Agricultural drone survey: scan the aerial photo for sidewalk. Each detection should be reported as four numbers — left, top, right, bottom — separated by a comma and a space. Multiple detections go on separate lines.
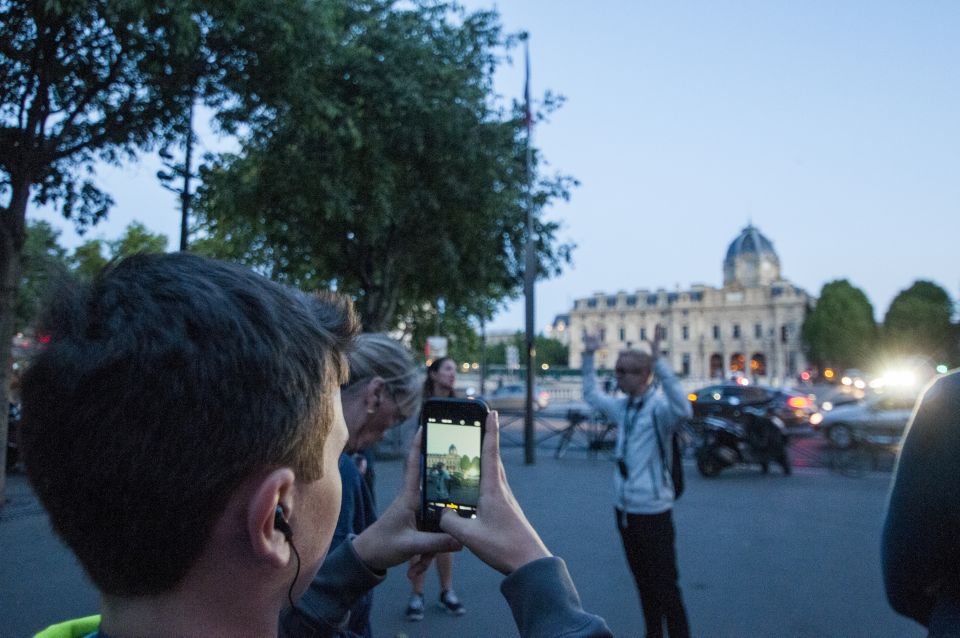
2, 445, 921, 637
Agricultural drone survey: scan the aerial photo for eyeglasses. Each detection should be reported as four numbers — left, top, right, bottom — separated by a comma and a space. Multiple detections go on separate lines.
386, 384, 413, 423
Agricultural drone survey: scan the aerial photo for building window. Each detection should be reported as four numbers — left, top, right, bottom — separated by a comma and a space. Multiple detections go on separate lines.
781, 325, 789, 343
709, 354, 724, 378
712, 325, 720, 340
618, 327, 625, 342
599, 328, 606, 342
751, 353, 767, 376
733, 324, 741, 339
755, 323, 762, 339
730, 352, 745, 372
682, 325, 689, 340
640, 327, 646, 341
682, 353, 691, 377
660, 327, 667, 340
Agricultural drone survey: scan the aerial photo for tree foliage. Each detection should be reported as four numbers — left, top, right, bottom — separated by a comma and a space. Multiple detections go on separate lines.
483, 332, 569, 367
71, 221, 169, 280
194, 1, 576, 331
15, 220, 68, 330
16, 220, 168, 327
883, 280, 955, 361
0, 0, 320, 495
801, 279, 877, 369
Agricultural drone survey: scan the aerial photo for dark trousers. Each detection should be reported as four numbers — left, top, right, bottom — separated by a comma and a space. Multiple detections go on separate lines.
616, 508, 690, 638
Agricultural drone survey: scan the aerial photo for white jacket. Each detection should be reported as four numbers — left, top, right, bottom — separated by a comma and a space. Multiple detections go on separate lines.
582, 353, 692, 514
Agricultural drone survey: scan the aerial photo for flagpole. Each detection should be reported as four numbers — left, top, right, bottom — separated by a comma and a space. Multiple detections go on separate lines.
522, 32, 536, 465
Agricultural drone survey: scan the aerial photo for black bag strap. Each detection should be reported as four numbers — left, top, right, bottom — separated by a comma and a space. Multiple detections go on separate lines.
652, 410, 685, 498
651, 411, 670, 476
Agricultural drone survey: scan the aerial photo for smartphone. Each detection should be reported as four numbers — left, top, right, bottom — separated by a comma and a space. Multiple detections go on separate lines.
419, 397, 489, 532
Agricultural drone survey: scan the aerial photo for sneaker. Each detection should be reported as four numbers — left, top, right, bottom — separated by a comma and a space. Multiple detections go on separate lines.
405, 593, 425, 622
438, 589, 466, 616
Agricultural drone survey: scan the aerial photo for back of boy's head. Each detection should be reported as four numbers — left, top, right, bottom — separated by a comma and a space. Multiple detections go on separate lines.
21, 253, 358, 597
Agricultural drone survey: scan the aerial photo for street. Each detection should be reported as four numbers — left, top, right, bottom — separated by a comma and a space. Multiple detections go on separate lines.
2, 428, 922, 638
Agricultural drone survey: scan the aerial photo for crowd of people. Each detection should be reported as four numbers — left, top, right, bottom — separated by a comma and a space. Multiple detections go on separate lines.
11, 252, 958, 638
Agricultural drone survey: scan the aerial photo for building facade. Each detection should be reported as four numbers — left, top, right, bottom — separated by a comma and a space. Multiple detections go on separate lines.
567, 225, 811, 385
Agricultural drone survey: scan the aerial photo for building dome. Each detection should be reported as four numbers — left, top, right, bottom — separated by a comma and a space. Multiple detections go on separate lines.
723, 224, 781, 287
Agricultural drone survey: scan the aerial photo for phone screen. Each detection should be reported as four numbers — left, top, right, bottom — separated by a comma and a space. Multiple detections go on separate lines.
420, 398, 487, 531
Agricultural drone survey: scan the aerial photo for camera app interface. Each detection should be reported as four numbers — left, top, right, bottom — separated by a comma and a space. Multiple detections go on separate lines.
424, 416, 482, 518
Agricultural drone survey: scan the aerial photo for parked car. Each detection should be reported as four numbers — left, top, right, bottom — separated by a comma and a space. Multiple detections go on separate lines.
816, 392, 917, 449
688, 383, 819, 433
481, 384, 550, 411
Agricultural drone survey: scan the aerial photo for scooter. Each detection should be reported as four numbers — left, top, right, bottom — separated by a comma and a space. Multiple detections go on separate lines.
693, 406, 791, 477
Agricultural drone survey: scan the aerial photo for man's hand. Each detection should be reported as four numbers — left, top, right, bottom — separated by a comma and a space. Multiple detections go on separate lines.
648, 324, 663, 363
438, 411, 551, 575
583, 333, 601, 354
352, 429, 462, 572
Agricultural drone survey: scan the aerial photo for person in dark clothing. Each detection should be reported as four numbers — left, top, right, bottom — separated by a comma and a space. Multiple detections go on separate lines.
883, 370, 960, 636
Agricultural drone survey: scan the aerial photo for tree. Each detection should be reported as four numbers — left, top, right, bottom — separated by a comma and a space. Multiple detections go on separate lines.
70, 222, 168, 280
154, 0, 323, 250
883, 280, 954, 362
194, 1, 576, 333
801, 280, 877, 370
0, 0, 320, 500
473, 331, 568, 368
70, 239, 109, 282
110, 221, 168, 258
15, 220, 68, 330
0, 0, 203, 500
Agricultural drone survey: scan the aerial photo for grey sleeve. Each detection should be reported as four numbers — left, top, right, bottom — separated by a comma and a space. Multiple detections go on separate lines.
278, 535, 386, 637
654, 358, 693, 427
582, 353, 621, 418
500, 557, 613, 637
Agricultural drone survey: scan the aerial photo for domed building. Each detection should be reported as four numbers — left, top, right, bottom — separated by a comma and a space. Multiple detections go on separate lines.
566, 225, 811, 385
723, 224, 781, 288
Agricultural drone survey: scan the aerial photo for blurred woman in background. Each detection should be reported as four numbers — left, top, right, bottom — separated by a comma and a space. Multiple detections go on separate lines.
405, 356, 466, 621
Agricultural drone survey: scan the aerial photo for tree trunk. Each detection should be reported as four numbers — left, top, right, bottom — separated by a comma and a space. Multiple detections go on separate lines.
359, 285, 400, 333
0, 176, 29, 507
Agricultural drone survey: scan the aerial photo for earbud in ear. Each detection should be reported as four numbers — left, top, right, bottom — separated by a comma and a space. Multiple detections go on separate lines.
274, 505, 293, 541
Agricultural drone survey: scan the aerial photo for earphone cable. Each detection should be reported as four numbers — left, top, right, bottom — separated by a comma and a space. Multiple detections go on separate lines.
287, 538, 302, 611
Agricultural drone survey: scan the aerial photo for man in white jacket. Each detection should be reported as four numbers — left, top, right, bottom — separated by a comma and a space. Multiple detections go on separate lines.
582, 329, 692, 638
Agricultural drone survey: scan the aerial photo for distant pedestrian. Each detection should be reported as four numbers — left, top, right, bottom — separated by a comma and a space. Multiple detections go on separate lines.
582, 328, 693, 638
406, 357, 466, 621
431, 462, 452, 500
882, 370, 960, 636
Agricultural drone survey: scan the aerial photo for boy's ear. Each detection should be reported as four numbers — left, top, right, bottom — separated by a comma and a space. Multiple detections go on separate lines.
247, 468, 296, 567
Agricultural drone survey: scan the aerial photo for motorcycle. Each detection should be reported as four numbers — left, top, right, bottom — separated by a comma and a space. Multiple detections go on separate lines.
693, 406, 792, 477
